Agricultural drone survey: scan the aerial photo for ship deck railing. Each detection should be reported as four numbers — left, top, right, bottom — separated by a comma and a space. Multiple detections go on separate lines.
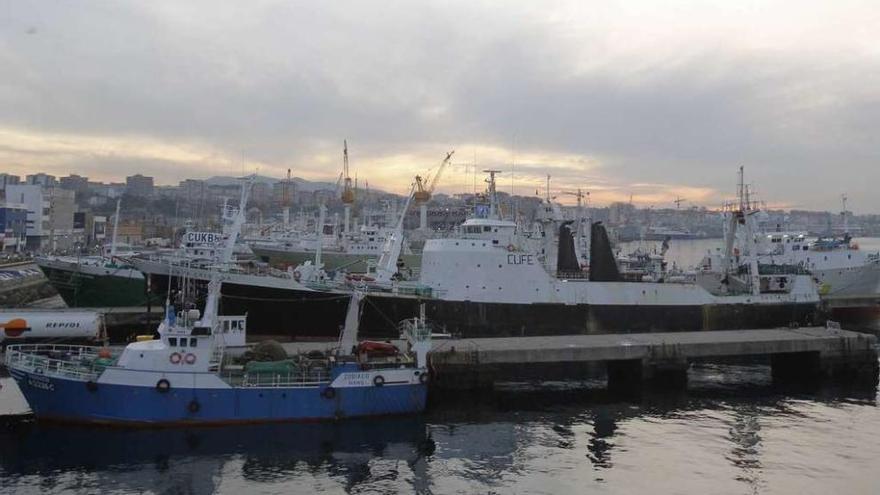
4, 344, 104, 381
221, 367, 331, 388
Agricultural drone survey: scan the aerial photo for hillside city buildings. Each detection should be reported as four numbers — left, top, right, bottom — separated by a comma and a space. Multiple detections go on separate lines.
0, 170, 878, 253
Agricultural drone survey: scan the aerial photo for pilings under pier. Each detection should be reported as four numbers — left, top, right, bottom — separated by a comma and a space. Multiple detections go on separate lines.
428, 327, 879, 392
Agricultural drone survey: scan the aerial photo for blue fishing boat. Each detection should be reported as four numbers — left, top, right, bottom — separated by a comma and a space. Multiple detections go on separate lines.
5, 275, 431, 425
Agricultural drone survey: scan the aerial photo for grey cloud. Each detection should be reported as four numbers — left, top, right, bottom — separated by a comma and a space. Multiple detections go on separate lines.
0, 2, 878, 211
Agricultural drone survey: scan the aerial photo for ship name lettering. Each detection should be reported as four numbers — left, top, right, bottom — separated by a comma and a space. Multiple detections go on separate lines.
507, 254, 534, 265
28, 377, 55, 392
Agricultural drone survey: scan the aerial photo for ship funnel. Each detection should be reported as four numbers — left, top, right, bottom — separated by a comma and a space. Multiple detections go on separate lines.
556, 221, 582, 274
589, 222, 621, 282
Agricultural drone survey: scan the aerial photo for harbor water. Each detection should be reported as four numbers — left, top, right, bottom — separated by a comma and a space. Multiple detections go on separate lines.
2, 369, 880, 494
2, 239, 880, 494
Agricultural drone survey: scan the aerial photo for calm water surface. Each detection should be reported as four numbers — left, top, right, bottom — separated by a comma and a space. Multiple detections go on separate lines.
3, 369, 880, 495
3, 239, 880, 494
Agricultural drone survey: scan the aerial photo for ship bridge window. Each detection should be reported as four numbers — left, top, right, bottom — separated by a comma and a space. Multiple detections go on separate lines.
168, 337, 177, 346
484, 226, 491, 232
179, 339, 187, 348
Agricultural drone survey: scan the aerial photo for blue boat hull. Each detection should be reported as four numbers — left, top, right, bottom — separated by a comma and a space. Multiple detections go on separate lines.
10, 370, 427, 425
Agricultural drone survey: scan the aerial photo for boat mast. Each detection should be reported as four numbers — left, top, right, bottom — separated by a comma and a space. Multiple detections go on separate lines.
841, 193, 849, 235
219, 176, 252, 265
374, 182, 416, 283
484, 170, 502, 220
110, 198, 121, 258
315, 204, 326, 267
336, 291, 364, 355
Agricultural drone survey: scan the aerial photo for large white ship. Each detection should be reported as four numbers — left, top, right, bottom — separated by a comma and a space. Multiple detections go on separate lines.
356, 171, 821, 337
133, 171, 825, 341
701, 185, 880, 299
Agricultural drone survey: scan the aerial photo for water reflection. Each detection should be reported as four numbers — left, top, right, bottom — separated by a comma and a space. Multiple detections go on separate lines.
586, 409, 617, 469
0, 417, 434, 494
2, 365, 878, 494
727, 407, 765, 493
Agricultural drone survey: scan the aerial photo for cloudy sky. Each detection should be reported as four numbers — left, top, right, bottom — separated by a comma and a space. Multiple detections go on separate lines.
1, 1, 878, 211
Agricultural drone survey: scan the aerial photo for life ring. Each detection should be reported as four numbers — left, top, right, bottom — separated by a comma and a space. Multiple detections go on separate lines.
184, 353, 197, 365
373, 375, 385, 387
169, 352, 182, 365
86, 380, 98, 392
156, 379, 171, 393
187, 400, 200, 413
506, 244, 515, 252
321, 387, 336, 399
418, 372, 429, 384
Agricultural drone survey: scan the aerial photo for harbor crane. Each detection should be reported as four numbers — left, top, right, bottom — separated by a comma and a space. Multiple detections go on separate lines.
341, 140, 355, 233
414, 150, 455, 230
673, 196, 687, 209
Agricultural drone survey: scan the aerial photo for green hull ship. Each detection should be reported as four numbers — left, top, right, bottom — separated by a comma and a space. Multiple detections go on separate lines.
250, 247, 421, 275
36, 256, 160, 308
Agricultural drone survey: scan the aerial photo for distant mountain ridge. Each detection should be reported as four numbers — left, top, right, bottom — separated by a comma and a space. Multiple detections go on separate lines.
203, 175, 339, 193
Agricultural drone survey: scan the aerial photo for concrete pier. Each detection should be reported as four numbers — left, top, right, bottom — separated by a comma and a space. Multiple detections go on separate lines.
428, 326, 879, 391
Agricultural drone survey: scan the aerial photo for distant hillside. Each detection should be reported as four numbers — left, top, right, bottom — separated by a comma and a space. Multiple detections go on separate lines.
203, 175, 341, 193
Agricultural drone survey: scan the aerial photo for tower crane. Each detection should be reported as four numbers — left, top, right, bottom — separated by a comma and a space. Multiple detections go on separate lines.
414, 150, 454, 230
673, 196, 687, 209
563, 189, 589, 209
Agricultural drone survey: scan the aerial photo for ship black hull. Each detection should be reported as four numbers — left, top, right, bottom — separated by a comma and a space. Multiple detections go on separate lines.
360, 297, 825, 338
147, 274, 825, 339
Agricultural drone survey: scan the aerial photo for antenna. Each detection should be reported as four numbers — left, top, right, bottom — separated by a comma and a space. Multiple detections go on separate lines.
545, 174, 551, 203
484, 170, 502, 219
737, 165, 745, 211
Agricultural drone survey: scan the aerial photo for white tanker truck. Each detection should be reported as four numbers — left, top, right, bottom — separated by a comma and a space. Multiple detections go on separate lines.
0, 311, 105, 344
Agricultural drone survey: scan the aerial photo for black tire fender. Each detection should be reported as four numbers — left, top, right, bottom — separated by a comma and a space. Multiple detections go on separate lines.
156, 379, 171, 393
321, 387, 336, 399
373, 375, 385, 387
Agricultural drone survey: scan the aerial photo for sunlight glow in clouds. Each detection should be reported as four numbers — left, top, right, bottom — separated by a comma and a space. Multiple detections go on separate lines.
1, 1, 879, 210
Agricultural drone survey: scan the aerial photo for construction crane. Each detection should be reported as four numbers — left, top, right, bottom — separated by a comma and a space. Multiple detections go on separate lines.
563, 189, 589, 209
414, 150, 455, 230
414, 150, 455, 203
673, 196, 687, 209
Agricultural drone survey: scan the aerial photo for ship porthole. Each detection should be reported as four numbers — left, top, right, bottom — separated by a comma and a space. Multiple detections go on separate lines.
156, 379, 171, 393
188, 400, 200, 413
86, 380, 98, 392
373, 375, 385, 387
322, 387, 336, 399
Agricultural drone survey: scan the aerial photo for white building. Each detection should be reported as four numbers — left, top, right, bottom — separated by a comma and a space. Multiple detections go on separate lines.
6, 185, 49, 249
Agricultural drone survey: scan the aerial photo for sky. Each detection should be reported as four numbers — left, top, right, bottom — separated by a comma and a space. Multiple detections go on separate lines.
1, 1, 879, 212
